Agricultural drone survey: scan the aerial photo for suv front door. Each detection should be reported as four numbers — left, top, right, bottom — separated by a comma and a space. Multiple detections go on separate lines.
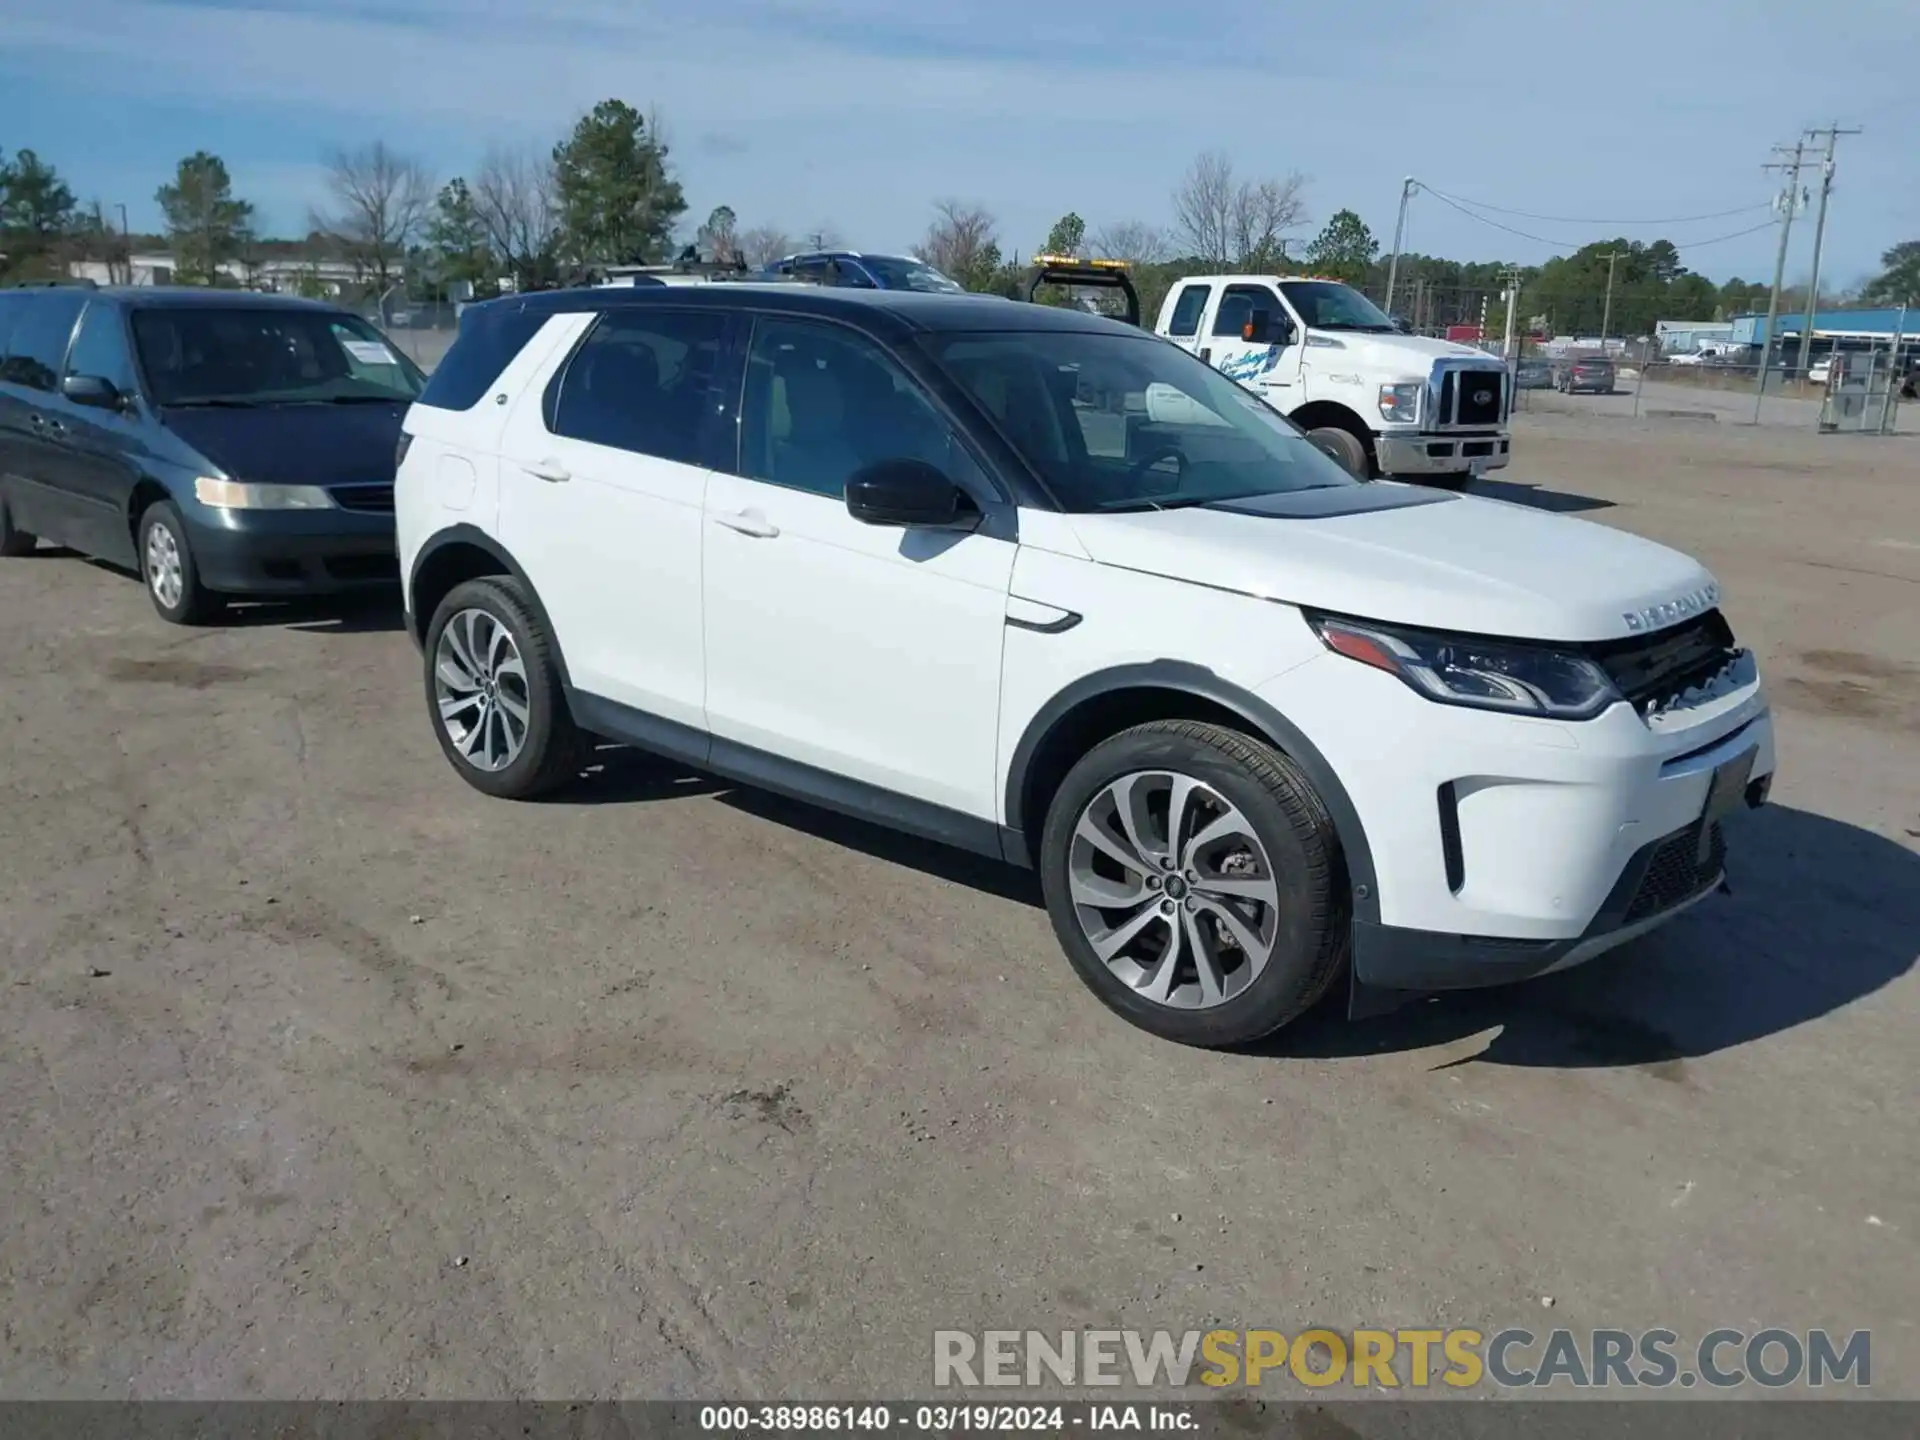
496, 306, 732, 734
53, 299, 146, 566
701, 316, 1015, 825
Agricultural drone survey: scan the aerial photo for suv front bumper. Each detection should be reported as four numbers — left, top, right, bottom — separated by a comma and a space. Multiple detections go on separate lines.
1377, 432, 1511, 476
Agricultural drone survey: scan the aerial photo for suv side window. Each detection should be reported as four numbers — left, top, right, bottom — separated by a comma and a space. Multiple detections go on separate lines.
547, 308, 727, 465
418, 303, 548, 411
0, 292, 29, 363
737, 317, 983, 500
1166, 284, 1211, 338
1211, 284, 1274, 338
64, 301, 139, 396
793, 258, 833, 285
0, 290, 86, 392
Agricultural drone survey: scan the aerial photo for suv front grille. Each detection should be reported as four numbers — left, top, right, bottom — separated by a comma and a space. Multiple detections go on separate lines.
1623, 821, 1726, 924
1591, 610, 1741, 715
330, 483, 395, 513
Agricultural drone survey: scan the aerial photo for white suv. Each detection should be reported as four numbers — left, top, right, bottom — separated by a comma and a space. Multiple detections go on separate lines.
394, 285, 1775, 1048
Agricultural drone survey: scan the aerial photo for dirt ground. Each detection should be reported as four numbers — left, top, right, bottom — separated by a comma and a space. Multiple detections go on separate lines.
1, 413, 1916, 1402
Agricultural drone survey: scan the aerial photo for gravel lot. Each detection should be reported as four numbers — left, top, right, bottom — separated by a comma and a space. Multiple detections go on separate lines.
2, 413, 1916, 1401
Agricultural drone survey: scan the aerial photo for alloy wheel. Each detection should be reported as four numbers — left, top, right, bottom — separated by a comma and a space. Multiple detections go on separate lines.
145, 524, 184, 610
1066, 770, 1282, 1010
433, 607, 531, 772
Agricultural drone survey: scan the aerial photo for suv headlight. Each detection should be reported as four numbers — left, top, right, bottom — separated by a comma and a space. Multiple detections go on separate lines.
194, 477, 336, 510
1310, 614, 1621, 720
1377, 383, 1422, 423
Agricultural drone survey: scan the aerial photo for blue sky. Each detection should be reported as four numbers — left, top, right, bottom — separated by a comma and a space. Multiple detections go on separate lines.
4, 0, 1916, 288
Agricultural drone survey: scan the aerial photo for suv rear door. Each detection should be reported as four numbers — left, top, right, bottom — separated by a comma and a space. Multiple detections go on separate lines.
494, 305, 732, 732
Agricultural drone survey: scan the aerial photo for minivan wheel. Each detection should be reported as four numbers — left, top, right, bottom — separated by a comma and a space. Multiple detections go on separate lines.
1305, 425, 1369, 479
1038, 720, 1349, 1047
139, 501, 216, 624
424, 575, 582, 800
0, 500, 35, 557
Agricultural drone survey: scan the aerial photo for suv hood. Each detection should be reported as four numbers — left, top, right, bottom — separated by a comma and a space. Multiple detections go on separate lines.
159, 400, 408, 488
1067, 486, 1718, 643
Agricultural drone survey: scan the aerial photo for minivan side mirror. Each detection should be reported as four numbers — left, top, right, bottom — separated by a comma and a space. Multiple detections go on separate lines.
62, 373, 126, 410
845, 459, 979, 528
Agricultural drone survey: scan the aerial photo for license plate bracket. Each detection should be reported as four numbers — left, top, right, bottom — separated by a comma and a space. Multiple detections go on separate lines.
1696, 750, 1755, 864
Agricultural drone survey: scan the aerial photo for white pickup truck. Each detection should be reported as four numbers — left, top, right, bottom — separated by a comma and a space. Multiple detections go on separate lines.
1153, 275, 1512, 488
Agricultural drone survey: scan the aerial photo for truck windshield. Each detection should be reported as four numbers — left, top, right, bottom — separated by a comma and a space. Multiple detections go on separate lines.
924, 329, 1356, 513
1278, 281, 1396, 333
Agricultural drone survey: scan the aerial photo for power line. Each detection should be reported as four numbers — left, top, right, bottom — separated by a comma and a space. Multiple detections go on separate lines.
1418, 186, 1777, 253
1415, 185, 1772, 228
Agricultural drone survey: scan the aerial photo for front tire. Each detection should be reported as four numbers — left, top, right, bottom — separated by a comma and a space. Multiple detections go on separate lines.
1038, 720, 1349, 1047
1304, 425, 1369, 479
423, 575, 583, 799
139, 501, 216, 624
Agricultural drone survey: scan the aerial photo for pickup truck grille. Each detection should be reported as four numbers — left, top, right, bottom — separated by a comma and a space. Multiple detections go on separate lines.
1440, 370, 1506, 428
1589, 610, 1740, 714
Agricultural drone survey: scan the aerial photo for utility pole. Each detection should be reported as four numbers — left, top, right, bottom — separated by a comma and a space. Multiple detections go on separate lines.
1755, 140, 1808, 423
1500, 265, 1524, 360
1599, 251, 1623, 351
1796, 124, 1861, 378
1382, 177, 1418, 320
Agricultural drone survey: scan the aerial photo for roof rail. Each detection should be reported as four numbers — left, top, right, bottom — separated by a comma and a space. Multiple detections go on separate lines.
4, 277, 98, 289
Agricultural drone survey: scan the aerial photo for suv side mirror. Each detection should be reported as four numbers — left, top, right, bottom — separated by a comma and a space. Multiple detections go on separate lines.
62, 374, 126, 410
846, 459, 979, 528
1242, 309, 1292, 346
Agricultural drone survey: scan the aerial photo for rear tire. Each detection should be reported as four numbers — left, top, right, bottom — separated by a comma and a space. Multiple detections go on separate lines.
423, 575, 583, 800
139, 501, 217, 624
0, 500, 34, 557
1305, 425, 1369, 479
1038, 720, 1349, 1048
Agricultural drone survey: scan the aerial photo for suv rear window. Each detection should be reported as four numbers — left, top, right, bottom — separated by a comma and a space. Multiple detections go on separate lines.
418, 303, 549, 411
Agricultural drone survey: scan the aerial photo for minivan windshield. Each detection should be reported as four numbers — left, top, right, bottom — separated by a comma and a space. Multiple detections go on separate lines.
1277, 281, 1396, 333
131, 307, 427, 407
861, 255, 965, 293
924, 329, 1357, 513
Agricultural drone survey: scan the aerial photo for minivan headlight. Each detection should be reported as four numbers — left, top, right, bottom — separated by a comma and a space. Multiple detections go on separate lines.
194, 477, 336, 510
1310, 614, 1621, 719
1377, 383, 1422, 423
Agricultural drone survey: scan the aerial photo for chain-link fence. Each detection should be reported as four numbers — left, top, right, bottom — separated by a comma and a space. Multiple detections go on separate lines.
355, 299, 461, 373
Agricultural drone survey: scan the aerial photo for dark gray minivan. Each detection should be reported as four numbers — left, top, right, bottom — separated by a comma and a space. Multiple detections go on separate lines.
0, 283, 425, 623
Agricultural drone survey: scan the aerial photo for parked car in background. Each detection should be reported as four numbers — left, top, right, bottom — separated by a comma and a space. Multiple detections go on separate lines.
760, 250, 966, 293
394, 283, 1772, 1049
1808, 357, 1832, 386
1557, 356, 1616, 394
1514, 357, 1554, 390
0, 283, 423, 623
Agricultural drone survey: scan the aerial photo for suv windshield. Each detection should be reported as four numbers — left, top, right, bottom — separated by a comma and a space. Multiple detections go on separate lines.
1277, 281, 1396, 333
860, 255, 965, 293
924, 329, 1355, 513
131, 307, 426, 407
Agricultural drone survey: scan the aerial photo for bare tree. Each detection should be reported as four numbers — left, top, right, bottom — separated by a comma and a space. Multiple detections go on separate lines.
1231, 175, 1308, 271
737, 224, 794, 268
920, 200, 1000, 288
474, 144, 558, 287
312, 141, 434, 290
1090, 220, 1172, 265
1171, 150, 1307, 269
1171, 150, 1236, 267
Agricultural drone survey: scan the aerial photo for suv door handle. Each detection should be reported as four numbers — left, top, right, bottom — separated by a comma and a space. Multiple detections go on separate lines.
711, 509, 779, 538
522, 459, 570, 483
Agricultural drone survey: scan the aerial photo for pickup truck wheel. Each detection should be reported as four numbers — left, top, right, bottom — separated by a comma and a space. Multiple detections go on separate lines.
1305, 425, 1369, 479
424, 575, 584, 800
1039, 720, 1348, 1048
0, 500, 35, 557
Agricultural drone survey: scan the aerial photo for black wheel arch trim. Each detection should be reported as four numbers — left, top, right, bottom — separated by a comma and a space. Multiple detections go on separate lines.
1000, 661, 1379, 925
408, 524, 574, 691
